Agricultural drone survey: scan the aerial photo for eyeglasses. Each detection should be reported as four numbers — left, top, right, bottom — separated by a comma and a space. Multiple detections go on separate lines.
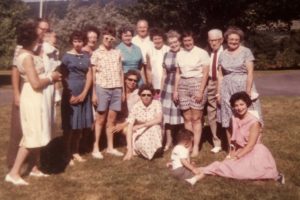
127, 78, 138, 83
141, 93, 152, 97
104, 35, 115, 42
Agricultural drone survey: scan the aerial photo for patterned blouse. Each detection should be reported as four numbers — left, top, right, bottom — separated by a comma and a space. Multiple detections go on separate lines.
91, 45, 123, 88
127, 100, 162, 125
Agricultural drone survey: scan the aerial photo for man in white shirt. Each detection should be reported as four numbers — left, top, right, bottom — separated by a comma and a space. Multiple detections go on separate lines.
132, 20, 153, 82
206, 29, 224, 153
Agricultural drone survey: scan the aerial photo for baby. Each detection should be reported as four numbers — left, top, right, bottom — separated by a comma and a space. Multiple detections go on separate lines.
43, 31, 61, 102
169, 128, 204, 186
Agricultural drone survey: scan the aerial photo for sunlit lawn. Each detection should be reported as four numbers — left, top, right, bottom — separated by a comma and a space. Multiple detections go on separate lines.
0, 95, 299, 200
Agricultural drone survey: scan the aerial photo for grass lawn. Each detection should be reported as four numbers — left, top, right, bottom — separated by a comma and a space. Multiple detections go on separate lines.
0, 97, 299, 200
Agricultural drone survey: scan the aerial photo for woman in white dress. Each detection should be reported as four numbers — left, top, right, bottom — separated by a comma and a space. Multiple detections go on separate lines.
5, 20, 61, 186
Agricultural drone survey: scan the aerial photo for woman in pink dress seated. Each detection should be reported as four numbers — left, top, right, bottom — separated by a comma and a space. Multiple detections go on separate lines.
200, 92, 284, 184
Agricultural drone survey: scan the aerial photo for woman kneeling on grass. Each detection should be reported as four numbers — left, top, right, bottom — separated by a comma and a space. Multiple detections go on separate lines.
198, 92, 284, 184
123, 84, 163, 161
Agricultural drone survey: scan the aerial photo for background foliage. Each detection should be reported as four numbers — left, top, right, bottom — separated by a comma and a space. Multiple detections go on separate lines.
0, 0, 300, 69
0, 0, 28, 69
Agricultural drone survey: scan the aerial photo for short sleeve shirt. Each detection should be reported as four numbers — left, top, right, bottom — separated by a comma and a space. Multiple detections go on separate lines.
176, 46, 210, 78
127, 100, 162, 125
91, 45, 123, 88
171, 145, 189, 169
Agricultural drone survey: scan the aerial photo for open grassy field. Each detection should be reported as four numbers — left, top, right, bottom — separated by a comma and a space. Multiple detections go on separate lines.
0, 96, 299, 200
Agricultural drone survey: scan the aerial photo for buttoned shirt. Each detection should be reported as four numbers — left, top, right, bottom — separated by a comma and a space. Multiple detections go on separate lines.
91, 45, 123, 88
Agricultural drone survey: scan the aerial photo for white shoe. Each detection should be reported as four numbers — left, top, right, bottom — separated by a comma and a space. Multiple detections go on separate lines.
5, 174, 29, 186
92, 151, 104, 159
211, 146, 222, 153
106, 149, 124, 157
29, 171, 49, 177
185, 177, 197, 186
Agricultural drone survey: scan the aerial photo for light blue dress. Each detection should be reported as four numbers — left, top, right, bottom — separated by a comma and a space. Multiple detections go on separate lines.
116, 42, 143, 73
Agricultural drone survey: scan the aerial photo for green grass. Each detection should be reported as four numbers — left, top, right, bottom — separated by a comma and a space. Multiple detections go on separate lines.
0, 97, 299, 200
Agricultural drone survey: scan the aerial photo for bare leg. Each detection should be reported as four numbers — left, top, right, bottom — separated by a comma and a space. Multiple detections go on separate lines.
8, 146, 30, 179
182, 109, 193, 132
191, 109, 203, 157
226, 128, 231, 153
93, 111, 107, 153
164, 127, 172, 151
72, 130, 86, 162
106, 110, 117, 151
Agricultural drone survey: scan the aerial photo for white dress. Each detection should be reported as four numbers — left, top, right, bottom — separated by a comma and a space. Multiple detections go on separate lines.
16, 52, 51, 148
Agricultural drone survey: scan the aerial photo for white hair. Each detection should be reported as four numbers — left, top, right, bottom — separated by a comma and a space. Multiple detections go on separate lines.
208, 29, 223, 39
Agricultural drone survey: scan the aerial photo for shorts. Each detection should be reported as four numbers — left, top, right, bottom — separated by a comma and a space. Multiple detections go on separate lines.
171, 167, 194, 180
95, 85, 122, 112
178, 77, 207, 110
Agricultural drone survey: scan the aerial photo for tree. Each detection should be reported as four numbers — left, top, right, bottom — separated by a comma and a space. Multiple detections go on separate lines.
123, 0, 300, 44
0, 0, 28, 69
51, 1, 133, 54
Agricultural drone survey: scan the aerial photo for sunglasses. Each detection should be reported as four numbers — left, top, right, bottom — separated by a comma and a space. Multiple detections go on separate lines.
104, 36, 115, 42
141, 93, 152, 97
127, 78, 138, 83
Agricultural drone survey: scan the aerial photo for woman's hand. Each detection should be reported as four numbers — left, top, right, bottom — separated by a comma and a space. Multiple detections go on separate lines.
76, 92, 87, 103
92, 92, 98, 106
14, 93, 20, 107
194, 92, 203, 103
69, 95, 79, 105
51, 71, 62, 82
112, 123, 125, 134
173, 91, 179, 103
133, 124, 144, 132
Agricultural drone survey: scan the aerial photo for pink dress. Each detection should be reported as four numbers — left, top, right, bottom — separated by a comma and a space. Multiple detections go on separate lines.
203, 113, 279, 180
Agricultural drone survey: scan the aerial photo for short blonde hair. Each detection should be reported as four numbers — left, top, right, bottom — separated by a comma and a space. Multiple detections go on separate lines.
166, 30, 181, 40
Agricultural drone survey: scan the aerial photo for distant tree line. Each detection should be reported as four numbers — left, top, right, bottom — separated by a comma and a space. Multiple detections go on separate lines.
1, 0, 300, 69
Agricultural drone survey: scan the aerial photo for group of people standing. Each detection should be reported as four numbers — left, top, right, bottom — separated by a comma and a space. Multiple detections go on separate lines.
4, 18, 283, 186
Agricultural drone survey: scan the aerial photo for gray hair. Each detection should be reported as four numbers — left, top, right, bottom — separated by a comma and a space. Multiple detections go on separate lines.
208, 29, 223, 39
166, 30, 181, 40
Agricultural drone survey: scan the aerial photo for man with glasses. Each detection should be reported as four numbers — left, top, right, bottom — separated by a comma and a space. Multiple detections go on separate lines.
91, 25, 125, 159
206, 29, 224, 154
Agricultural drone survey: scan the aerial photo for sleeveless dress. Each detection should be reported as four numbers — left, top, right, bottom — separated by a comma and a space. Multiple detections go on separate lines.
203, 113, 279, 180
160, 51, 184, 125
217, 46, 263, 128
16, 52, 51, 148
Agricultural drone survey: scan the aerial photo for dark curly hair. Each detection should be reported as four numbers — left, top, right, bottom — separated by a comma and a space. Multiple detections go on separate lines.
118, 25, 134, 39
69, 30, 87, 45
176, 128, 194, 143
230, 91, 252, 108
125, 69, 141, 82
84, 25, 100, 39
138, 84, 155, 96
181, 30, 195, 41
149, 27, 165, 41
17, 19, 38, 48
102, 25, 116, 37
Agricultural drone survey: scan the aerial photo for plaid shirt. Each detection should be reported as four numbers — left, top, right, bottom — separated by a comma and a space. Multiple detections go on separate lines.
91, 45, 123, 88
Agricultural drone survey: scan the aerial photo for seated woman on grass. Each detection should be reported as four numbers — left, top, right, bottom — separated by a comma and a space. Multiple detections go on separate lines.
198, 92, 284, 184
112, 70, 141, 134
123, 84, 163, 161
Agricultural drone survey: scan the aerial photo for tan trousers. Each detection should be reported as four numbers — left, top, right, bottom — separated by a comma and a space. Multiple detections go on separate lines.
206, 78, 221, 147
